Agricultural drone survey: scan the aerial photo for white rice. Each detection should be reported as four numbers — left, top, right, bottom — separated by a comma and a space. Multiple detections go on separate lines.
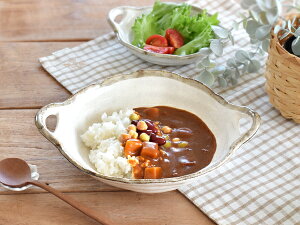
81, 109, 134, 178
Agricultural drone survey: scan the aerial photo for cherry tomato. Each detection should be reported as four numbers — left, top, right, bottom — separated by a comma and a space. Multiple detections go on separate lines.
144, 45, 175, 54
165, 29, 184, 49
145, 34, 168, 47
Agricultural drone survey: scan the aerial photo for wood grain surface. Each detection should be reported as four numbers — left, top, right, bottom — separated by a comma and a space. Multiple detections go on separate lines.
0, 0, 215, 224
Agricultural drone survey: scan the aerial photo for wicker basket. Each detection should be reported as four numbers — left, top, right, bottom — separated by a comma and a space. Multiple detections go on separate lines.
264, 18, 300, 123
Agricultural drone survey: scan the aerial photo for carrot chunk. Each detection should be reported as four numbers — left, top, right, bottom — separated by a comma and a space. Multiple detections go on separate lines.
124, 139, 143, 157
140, 142, 159, 158
132, 165, 144, 179
144, 167, 162, 179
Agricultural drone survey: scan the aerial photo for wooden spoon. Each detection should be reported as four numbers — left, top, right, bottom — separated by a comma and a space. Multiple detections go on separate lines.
0, 158, 113, 225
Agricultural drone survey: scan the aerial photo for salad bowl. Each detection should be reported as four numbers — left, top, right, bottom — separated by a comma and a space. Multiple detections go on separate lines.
35, 70, 260, 193
108, 3, 213, 66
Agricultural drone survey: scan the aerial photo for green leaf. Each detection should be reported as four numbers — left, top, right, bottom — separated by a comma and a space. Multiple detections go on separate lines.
246, 20, 260, 37
211, 65, 226, 75
218, 77, 227, 87
211, 25, 229, 38
235, 50, 250, 62
260, 12, 269, 24
292, 37, 300, 55
266, 7, 279, 25
231, 77, 238, 85
243, 18, 248, 29
241, 63, 248, 73
255, 25, 272, 40
195, 70, 215, 87
227, 58, 237, 67
250, 38, 260, 44
288, 20, 292, 30
247, 60, 261, 73
223, 68, 233, 78
262, 39, 270, 52
274, 25, 281, 34
196, 56, 210, 68
240, 0, 256, 9
198, 47, 212, 55
256, 0, 267, 11
228, 33, 235, 45
234, 68, 240, 79
232, 21, 239, 31
210, 39, 223, 56
250, 6, 262, 21
280, 31, 290, 40
281, 20, 286, 29
295, 27, 300, 37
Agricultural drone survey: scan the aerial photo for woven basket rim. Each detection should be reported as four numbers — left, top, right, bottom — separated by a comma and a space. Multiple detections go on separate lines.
271, 13, 300, 64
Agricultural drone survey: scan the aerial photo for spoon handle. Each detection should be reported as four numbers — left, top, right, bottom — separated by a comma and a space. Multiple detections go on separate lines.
28, 180, 113, 225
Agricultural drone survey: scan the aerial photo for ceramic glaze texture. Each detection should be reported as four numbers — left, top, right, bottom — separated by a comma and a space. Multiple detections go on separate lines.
107, 4, 209, 66
35, 70, 260, 193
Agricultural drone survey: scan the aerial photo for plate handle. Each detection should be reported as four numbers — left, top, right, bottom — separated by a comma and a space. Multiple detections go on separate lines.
35, 103, 63, 147
233, 107, 261, 151
107, 6, 129, 32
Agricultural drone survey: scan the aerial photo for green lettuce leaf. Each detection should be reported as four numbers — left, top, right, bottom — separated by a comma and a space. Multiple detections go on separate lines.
131, 1, 220, 55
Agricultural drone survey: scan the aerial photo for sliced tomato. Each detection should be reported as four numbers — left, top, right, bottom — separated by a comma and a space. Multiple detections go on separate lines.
145, 35, 168, 47
165, 29, 184, 49
144, 45, 175, 54
167, 46, 175, 54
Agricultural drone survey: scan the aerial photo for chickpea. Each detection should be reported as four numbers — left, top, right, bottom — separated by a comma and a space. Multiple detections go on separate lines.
130, 112, 140, 121
137, 121, 148, 131
139, 133, 150, 142
172, 137, 180, 143
127, 124, 137, 132
128, 130, 138, 139
162, 126, 172, 134
163, 141, 171, 148
119, 133, 131, 143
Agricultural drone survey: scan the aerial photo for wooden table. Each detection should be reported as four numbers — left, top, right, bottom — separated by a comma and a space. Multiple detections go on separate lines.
0, 1, 216, 224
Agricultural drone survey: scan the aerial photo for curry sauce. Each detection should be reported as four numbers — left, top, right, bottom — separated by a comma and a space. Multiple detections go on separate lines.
121, 106, 217, 179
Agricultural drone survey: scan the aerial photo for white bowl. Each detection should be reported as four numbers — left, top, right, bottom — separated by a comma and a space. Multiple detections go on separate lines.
35, 70, 260, 193
107, 3, 211, 66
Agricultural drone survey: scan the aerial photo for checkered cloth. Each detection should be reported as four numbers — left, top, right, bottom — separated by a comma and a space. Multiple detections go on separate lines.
39, 0, 300, 224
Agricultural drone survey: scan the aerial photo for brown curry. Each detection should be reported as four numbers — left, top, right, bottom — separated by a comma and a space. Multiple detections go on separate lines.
119, 106, 216, 179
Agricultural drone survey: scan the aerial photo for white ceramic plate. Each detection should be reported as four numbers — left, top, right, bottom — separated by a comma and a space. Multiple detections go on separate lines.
35, 70, 260, 193
107, 3, 213, 66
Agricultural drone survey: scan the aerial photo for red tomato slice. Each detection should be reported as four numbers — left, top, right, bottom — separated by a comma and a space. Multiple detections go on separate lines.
165, 29, 184, 49
145, 35, 168, 47
144, 45, 175, 54
167, 47, 175, 54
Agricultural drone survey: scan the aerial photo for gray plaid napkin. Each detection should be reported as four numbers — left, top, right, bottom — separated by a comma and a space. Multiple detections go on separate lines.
40, 0, 300, 224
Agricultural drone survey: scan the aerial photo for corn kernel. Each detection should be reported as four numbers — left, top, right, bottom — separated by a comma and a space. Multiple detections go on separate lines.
139, 133, 150, 142
130, 112, 140, 121
163, 135, 170, 140
137, 121, 148, 131
163, 141, 171, 148
172, 137, 180, 142
178, 141, 188, 148
129, 130, 138, 139
162, 126, 172, 134
127, 124, 137, 132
